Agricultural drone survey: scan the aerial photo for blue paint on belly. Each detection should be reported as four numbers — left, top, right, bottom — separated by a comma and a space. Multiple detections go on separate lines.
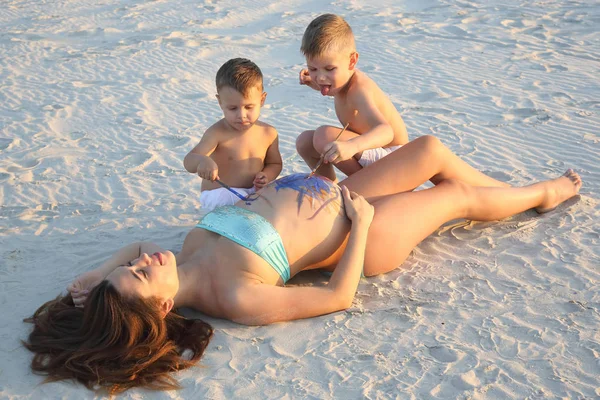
271, 173, 341, 214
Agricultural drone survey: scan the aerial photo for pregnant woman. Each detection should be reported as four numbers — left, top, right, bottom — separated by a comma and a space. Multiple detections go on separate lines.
24, 135, 581, 394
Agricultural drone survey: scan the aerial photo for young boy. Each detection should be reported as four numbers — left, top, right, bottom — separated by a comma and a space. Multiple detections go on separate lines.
297, 14, 409, 181
184, 58, 282, 211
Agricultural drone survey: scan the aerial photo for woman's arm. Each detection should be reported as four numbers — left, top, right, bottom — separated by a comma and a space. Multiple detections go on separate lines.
67, 241, 165, 306
225, 187, 374, 325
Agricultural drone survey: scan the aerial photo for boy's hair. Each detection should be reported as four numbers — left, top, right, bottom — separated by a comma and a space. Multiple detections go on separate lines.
301, 14, 355, 58
216, 58, 263, 96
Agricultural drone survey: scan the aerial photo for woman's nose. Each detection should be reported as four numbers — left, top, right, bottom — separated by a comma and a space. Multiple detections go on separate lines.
140, 253, 152, 263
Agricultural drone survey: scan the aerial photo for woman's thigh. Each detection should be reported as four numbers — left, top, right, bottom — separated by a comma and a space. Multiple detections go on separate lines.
341, 136, 442, 201
363, 180, 465, 275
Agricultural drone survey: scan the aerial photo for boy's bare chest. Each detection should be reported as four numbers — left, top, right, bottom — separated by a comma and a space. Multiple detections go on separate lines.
334, 99, 367, 133
334, 99, 353, 125
215, 132, 268, 160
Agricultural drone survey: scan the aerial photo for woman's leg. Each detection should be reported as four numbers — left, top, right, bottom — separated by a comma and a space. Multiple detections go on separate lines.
342, 135, 510, 200
363, 170, 581, 275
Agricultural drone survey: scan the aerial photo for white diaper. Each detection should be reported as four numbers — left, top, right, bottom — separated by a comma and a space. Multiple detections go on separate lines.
199, 186, 256, 212
358, 145, 402, 167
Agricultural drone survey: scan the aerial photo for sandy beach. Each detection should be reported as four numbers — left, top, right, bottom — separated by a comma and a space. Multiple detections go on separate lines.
1, 0, 599, 398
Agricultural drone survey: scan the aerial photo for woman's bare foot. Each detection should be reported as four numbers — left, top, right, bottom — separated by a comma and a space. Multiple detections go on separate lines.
535, 169, 582, 213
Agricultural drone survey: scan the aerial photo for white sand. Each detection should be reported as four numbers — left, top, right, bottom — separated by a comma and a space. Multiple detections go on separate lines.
1, 0, 599, 398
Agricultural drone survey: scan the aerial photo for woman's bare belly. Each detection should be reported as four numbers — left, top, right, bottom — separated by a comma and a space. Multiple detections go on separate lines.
182, 174, 351, 285
237, 174, 350, 276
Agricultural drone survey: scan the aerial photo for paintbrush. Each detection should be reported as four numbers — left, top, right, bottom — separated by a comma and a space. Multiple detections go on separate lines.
215, 179, 248, 201
307, 110, 357, 179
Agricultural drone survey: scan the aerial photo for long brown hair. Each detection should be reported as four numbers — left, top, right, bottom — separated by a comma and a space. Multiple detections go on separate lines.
23, 281, 213, 395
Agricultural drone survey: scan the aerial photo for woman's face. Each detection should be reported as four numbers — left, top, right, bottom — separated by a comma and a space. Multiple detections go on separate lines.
106, 251, 179, 302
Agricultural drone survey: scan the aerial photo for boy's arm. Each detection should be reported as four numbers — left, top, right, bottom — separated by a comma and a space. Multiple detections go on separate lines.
261, 134, 283, 182
346, 90, 394, 152
183, 126, 220, 174
322, 91, 394, 164
254, 132, 282, 189
299, 68, 321, 92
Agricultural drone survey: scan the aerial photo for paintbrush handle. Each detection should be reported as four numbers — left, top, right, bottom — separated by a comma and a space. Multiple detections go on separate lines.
308, 121, 351, 177
215, 179, 247, 201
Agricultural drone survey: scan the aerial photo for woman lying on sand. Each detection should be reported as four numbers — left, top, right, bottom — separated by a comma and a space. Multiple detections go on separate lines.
24, 135, 581, 393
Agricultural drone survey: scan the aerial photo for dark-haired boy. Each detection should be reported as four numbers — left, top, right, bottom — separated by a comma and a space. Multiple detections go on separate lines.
184, 58, 282, 211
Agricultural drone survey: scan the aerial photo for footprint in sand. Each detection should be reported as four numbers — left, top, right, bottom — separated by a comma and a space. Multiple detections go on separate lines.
429, 345, 459, 363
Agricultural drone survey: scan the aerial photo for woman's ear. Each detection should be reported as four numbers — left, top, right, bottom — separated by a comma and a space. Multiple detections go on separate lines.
349, 52, 359, 70
160, 298, 174, 318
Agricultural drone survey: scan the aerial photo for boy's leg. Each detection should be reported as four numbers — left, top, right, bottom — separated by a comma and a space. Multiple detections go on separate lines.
342, 135, 510, 201
312, 125, 363, 178
362, 170, 581, 275
296, 130, 334, 179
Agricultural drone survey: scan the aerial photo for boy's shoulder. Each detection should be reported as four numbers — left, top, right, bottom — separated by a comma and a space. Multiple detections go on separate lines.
348, 70, 381, 95
204, 119, 230, 136
340, 70, 387, 107
253, 120, 278, 136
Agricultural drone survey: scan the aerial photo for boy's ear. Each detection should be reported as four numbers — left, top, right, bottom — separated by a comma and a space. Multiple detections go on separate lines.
261, 92, 267, 106
216, 94, 221, 105
349, 52, 359, 70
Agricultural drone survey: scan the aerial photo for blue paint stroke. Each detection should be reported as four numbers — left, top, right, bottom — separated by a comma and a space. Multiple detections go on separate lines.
271, 173, 340, 215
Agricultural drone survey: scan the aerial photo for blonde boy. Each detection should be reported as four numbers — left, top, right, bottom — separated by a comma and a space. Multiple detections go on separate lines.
184, 58, 282, 211
297, 14, 409, 180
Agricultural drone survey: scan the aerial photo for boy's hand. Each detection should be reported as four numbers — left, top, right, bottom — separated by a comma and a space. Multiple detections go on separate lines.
340, 186, 374, 227
253, 172, 268, 189
67, 270, 104, 308
323, 140, 358, 164
197, 158, 219, 181
299, 68, 312, 86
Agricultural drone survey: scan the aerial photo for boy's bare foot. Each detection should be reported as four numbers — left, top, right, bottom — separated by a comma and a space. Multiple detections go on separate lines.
535, 169, 582, 213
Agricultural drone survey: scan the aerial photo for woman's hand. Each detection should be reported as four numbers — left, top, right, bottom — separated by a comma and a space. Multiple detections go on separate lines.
67, 270, 105, 308
341, 185, 374, 227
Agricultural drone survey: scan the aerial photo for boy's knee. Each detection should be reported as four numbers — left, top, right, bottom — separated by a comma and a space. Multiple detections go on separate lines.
313, 125, 340, 151
296, 130, 315, 154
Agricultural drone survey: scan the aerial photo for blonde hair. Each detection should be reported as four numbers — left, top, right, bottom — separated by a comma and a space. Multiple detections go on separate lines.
301, 14, 355, 58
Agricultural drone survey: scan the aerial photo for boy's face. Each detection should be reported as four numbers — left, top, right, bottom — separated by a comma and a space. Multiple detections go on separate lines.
306, 50, 358, 96
217, 85, 266, 131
